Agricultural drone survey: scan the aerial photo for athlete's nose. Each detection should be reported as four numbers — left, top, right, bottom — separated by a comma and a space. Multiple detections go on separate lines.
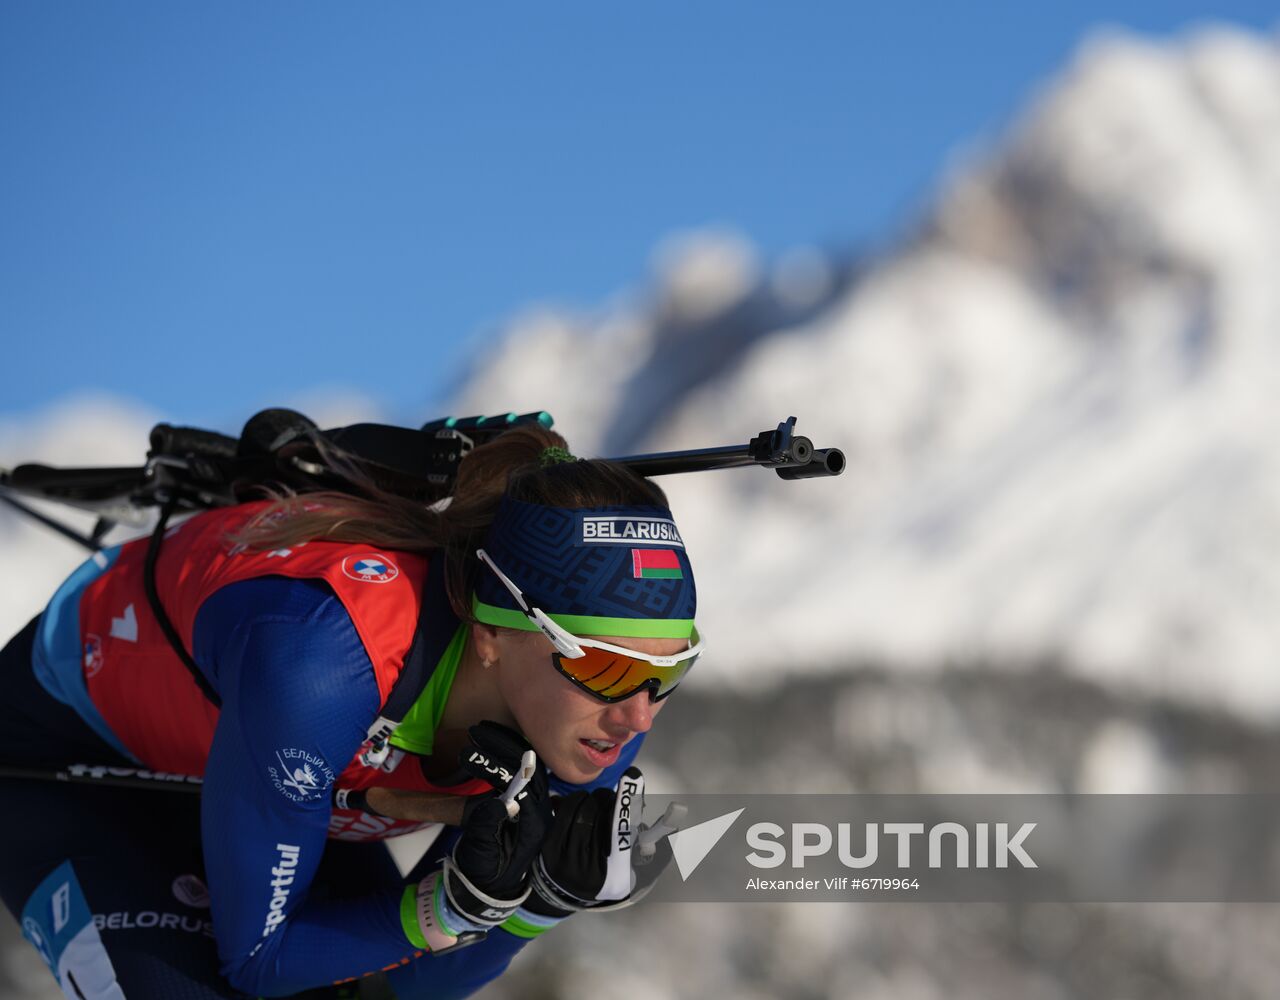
604, 691, 654, 737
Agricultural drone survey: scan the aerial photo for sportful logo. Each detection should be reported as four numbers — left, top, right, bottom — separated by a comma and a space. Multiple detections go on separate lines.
262, 844, 301, 937
340, 554, 400, 584
581, 516, 684, 548
268, 748, 335, 804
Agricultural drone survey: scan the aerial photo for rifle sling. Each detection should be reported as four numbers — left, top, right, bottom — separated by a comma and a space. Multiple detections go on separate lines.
142, 504, 451, 733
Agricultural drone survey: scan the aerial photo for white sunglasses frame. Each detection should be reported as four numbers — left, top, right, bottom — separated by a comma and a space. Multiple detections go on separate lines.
475, 548, 704, 667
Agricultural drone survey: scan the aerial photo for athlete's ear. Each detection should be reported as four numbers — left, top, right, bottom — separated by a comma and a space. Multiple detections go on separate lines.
470, 622, 502, 667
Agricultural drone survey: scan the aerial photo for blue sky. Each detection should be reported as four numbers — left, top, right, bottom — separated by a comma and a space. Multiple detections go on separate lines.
3, 2, 1275, 432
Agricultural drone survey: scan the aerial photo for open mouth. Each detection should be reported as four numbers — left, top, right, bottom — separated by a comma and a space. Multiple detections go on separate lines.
578, 738, 622, 766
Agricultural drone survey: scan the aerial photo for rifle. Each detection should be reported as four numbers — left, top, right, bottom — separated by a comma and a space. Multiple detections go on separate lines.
0, 408, 843, 797
1, 408, 843, 553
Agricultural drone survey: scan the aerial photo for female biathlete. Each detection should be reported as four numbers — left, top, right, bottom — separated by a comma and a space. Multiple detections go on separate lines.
0, 425, 700, 998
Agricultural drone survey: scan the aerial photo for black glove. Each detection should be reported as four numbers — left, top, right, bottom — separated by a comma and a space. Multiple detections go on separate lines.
457, 720, 546, 816
525, 766, 684, 919
336, 720, 542, 820
404, 723, 552, 953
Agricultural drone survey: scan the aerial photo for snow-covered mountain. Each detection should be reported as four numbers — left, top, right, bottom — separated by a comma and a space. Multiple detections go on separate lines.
4, 27, 1280, 719
450, 25, 1280, 723
4, 23, 1280, 1000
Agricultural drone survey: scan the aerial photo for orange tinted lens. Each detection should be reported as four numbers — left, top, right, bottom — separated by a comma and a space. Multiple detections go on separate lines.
552, 646, 695, 702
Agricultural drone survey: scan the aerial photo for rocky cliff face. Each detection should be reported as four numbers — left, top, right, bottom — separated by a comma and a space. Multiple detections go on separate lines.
451, 26, 1280, 724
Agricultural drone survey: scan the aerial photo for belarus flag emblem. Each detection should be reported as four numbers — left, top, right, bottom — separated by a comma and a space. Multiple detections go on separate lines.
632, 548, 683, 580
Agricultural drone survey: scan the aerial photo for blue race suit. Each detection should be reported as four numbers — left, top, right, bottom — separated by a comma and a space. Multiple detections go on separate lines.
0, 572, 643, 998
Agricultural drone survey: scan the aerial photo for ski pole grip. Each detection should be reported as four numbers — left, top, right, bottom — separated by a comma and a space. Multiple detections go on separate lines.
498, 751, 538, 819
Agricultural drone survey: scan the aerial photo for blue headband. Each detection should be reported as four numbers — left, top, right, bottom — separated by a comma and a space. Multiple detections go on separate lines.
472, 495, 697, 639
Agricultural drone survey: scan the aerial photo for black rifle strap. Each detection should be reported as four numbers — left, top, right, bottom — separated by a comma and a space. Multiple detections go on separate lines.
357, 550, 457, 757
144, 502, 223, 708
143, 500, 453, 732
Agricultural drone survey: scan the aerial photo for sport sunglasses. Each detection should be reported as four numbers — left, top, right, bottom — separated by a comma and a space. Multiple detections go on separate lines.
476, 548, 703, 703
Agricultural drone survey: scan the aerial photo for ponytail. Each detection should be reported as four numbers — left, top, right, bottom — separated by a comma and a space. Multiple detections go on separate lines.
231, 425, 667, 620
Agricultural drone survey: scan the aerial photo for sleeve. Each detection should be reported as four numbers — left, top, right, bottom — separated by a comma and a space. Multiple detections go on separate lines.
192, 578, 536, 998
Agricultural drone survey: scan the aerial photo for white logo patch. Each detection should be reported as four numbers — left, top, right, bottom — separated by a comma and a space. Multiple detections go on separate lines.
268, 748, 335, 803
109, 604, 138, 642
50, 883, 70, 934
340, 555, 400, 584
581, 516, 684, 548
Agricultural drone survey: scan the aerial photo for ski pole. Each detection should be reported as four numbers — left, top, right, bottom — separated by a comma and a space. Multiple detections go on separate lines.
0, 762, 472, 825
0, 762, 203, 791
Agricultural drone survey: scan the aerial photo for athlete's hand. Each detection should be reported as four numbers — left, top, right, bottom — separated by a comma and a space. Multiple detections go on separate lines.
332, 721, 544, 827
405, 726, 552, 953
457, 721, 541, 805
450, 723, 551, 908
524, 766, 686, 919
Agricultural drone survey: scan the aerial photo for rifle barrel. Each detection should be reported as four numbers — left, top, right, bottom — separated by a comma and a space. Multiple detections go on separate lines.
613, 444, 759, 477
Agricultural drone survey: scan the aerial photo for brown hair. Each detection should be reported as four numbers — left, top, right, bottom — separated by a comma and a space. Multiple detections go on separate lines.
232, 425, 668, 620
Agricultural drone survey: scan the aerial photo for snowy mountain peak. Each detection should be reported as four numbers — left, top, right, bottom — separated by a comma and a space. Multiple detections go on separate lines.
5, 26, 1279, 722
449, 24, 1280, 721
